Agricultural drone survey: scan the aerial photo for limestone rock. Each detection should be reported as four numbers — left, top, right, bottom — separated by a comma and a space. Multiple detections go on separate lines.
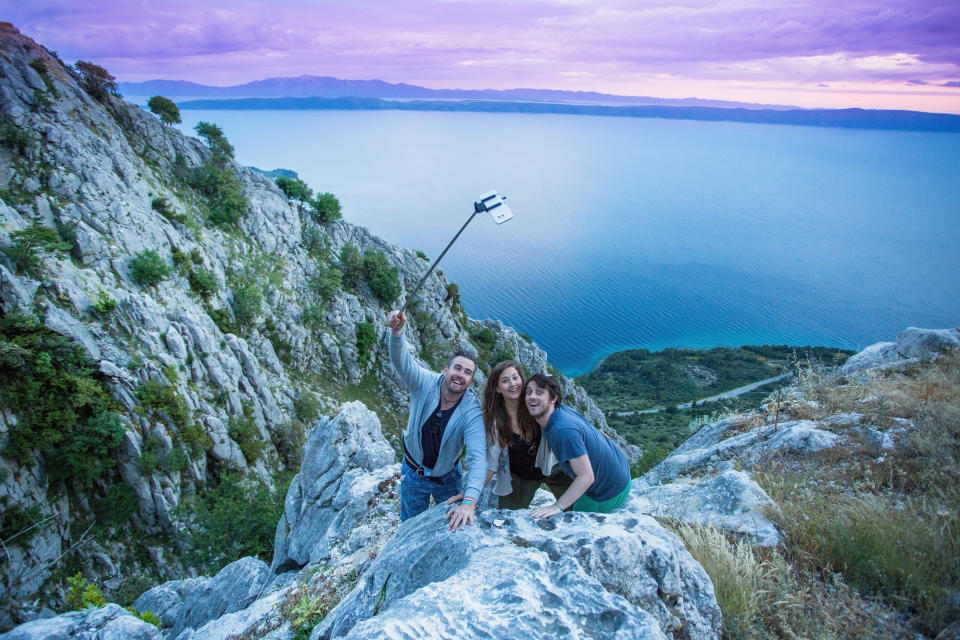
311, 507, 721, 640
133, 577, 210, 629
167, 557, 271, 638
271, 402, 397, 572
0, 604, 162, 640
632, 470, 781, 546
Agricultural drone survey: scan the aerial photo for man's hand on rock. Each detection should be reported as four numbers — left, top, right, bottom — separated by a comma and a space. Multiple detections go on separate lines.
445, 501, 476, 531
530, 502, 564, 519
386, 310, 406, 335
445, 493, 465, 505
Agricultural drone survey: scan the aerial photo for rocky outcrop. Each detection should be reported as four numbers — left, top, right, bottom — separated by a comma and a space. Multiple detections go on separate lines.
0, 604, 162, 640
840, 327, 960, 374
311, 506, 722, 640
632, 470, 781, 547
271, 402, 398, 572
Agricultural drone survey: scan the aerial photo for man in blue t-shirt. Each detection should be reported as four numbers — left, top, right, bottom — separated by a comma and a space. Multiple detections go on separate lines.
524, 373, 631, 518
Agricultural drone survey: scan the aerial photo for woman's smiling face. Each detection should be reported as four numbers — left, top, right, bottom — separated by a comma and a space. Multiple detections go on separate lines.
497, 366, 523, 401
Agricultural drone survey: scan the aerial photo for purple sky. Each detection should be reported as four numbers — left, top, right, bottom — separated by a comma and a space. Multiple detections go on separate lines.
10, 0, 960, 112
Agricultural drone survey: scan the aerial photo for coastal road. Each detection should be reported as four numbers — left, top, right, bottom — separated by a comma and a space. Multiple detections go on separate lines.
615, 372, 793, 416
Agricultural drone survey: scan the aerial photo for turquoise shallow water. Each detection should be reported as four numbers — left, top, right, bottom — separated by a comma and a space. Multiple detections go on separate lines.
177, 110, 960, 376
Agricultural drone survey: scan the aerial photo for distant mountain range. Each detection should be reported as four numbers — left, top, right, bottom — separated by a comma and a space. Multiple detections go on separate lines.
168, 96, 960, 133
118, 75, 790, 110
118, 75, 960, 133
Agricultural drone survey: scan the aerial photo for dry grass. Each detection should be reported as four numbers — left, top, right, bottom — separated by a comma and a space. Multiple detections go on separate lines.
671, 522, 906, 640
751, 350, 960, 636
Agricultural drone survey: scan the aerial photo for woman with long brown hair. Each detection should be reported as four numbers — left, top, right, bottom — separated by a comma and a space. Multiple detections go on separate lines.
450, 360, 571, 509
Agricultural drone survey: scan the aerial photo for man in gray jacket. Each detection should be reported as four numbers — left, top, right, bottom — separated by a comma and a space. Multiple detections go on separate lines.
386, 309, 487, 530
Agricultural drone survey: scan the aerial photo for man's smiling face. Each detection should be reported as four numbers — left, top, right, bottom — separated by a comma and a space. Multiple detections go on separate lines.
442, 356, 475, 397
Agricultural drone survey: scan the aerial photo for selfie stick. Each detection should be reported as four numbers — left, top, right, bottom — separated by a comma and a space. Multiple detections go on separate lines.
400, 191, 514, 315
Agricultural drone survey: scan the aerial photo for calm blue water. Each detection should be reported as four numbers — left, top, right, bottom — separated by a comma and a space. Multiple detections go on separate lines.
176, 111, 960, 376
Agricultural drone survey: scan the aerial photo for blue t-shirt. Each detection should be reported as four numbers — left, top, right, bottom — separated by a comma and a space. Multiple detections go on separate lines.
543, 405, 630, 502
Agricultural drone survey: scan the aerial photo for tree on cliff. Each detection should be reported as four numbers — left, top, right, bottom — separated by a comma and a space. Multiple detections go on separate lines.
74, 61, 118, 100
147, 95, 181, 125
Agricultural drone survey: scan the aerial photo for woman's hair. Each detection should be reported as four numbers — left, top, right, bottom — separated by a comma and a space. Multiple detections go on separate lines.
482, 360, 539, 448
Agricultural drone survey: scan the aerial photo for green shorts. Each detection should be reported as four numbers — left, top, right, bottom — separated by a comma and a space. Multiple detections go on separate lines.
572, 478, 632, 514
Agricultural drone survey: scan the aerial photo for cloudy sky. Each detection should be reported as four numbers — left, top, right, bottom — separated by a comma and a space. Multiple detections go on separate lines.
10, 0, 960, 112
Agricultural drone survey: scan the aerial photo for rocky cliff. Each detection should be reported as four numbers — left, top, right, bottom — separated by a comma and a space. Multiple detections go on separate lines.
0, 23, 632, 628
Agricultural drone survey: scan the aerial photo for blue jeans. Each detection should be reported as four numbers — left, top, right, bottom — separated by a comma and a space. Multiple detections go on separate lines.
399, 458, 463, 521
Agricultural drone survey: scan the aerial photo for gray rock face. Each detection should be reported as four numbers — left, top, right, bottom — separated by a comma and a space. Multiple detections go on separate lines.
133, 577, 210, 629
271, 402, 397, 572
840, 327, 960, 374
167, 557, 271, 638
0, 604, 162, 640
311, 507, 722, 640
632, 470, 781, 547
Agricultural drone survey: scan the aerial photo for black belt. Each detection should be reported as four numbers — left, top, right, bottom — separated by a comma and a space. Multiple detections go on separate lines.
402, 441, 443, 483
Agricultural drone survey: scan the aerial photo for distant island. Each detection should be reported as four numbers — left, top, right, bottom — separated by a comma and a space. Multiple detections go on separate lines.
119, 74, 790, 110
170, 96, 960, 133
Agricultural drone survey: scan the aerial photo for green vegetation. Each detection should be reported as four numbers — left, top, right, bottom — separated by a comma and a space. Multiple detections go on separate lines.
74, 61, 118, 100
91, 290, 118, 315
29, 58, 58, 96
0, 313, 124, 484
2, 223, 71, 275
182, 472, 291, 574
363, 250, 400, 305
135, 380, 192, 429
230, 280, 263, 327
468, 325, 500, 371
338, 243, 364, 288
64, 572, 106, 610
294, 391, 322, 423
0, 500, 43, 545
311, 192, 341, 224
188, 266, 218, 299
129, 249, 171, 287
146, 95, 181, 125
93, 484, 138, 526
228, 403, 268, 463
276, 177, 313, 209
754, 351, 960, 636
151, 196, 188, 224
356, 322, 377, 364
189, 122, 247, 226
310, 263, 342, 302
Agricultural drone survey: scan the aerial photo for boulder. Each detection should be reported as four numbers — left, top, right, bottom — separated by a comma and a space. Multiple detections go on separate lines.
895, 327, 960, 359
167, 557, 271, 638
271, 402, 397, 572
311, 506, 722, 640
132, 577, 210, 629
0, 604, 162, 640
632, 470, 781, 547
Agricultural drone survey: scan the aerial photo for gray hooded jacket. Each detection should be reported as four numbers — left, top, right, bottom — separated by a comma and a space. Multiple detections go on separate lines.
389, 332, 487, 503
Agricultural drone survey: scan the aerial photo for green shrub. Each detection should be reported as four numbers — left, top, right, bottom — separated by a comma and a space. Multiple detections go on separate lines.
0, 500, 43, 544
163, 447, 188, 473
128, 608, 162, 628
91, 291, 117, 315
180, 421, 213, 458
135, 380, 192, 429
192, 161, 247, 226
338, 244, 364, 289
356, 322, 376, 364
93, 483, 138, 526
0, 314, 123, 484
29, 58, 58, 95
188, 267, 218, 299
311, 192, 341, 224
276, 177, 313, 208
130, 249, 170, 287
190, 248, 204, 265
2, 224, 71, 274
182, 472, 290, 574
231, 282, 263, 327
272, 420, 306, 470
294, 391, 322, 423
310, 264, 341, 302
139, 435, 161, 473
147, 95, 180, 125
74, 60, 117, 100
207, 307, 237, 335
445, 282, 461, 306
303, 226, 328, 260
362, 250, 400, 306
194, 121, 234, 159
414, 249, 428, 261
151, 196, 187, 224
171, 248, 190, 273
64, 572, 106, 610
228, 404, 267, 463
469, 326, 498, 369
300, 305, 326, 332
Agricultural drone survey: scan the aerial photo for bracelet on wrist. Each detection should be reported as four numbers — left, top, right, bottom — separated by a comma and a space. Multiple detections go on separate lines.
553, 501, 567, 512
461, 498, 476, 509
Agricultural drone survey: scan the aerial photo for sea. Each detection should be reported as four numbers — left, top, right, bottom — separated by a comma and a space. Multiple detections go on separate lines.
173, 110, 960, 376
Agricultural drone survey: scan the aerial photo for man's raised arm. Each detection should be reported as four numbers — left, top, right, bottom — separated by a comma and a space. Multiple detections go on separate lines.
386, 309, 433, 390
